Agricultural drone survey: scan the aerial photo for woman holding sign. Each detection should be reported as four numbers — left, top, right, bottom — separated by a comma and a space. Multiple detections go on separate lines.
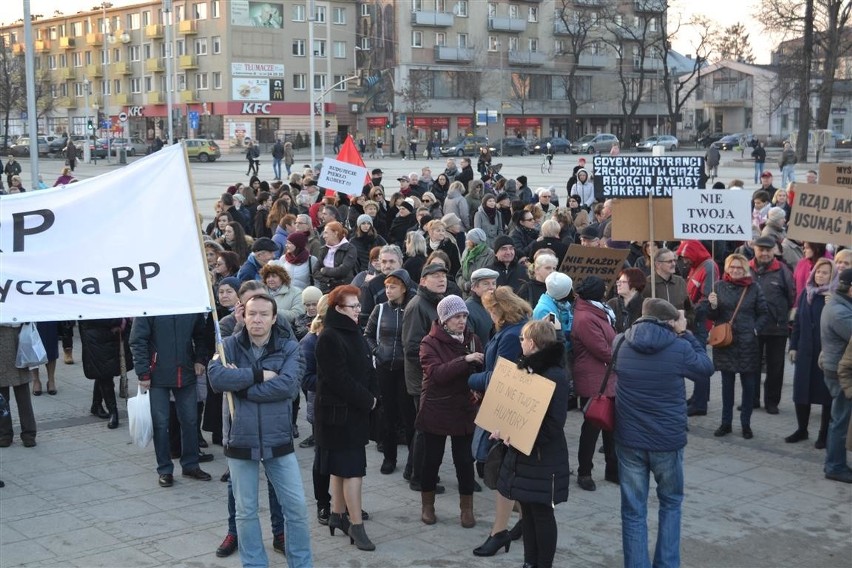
492, 320, 571, 568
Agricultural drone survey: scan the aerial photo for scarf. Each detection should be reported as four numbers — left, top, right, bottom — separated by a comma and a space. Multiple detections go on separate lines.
482, 203, 498, 225
285, 244, 310, 265
723, 273, 753, 287
588, 299, 616, 327
444, 326, 465, 342
324, 237, 348, 268
461, 243, 488, 281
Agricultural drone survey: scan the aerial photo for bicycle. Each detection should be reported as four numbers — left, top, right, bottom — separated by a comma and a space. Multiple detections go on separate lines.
540, 152, 553, 174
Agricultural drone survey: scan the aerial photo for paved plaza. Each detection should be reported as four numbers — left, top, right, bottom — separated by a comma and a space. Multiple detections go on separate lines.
1, 149, 851, 568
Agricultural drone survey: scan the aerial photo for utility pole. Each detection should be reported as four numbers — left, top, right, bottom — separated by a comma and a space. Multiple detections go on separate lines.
23, 0, 39, 186
308, 0, 317, 165
164, 0, 175, 146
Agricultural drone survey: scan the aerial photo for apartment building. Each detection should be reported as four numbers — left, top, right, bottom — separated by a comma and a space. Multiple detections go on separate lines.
0, 0, 359, 149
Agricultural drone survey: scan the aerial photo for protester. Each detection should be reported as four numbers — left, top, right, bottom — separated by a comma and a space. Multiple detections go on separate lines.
79, 319, 133, 430
0, 324, 36, 448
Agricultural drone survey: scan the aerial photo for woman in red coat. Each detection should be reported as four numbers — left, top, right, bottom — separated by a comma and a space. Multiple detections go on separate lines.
417, 295, 485, 528
570, 276, 618, 492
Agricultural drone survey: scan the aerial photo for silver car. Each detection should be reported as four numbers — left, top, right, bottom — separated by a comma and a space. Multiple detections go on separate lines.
110, 137, 148, 156
635, 135, 679, 152
570, 133, 619, 154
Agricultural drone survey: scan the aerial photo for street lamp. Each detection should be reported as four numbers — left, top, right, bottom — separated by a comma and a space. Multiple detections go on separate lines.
100, 1, 114, 163
83, 77, 91, 163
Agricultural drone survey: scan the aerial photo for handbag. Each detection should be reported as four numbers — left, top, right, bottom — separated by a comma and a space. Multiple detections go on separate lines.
708, 286, 748, 348
582, 336, 626, 432
483, 442, 507, 490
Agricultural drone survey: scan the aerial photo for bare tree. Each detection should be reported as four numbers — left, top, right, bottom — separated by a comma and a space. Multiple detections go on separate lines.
661, 15, 714, 138
445, 70, 486, 134
0, 37, 58, 143
506, 72, 530, 117
710, 23, 756, 63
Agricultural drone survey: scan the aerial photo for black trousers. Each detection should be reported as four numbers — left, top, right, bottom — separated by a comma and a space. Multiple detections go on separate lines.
420, 431, 474, 494
409, 395, 424, 482
577, 397, 616, 477
312, 445, 331, 509
520, 501, 558, 568
755, 335, 788, 407
378, 366, 415, 463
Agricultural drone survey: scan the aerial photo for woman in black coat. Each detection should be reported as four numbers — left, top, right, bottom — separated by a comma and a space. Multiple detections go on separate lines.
313, 222, 359, 294
706, 254, 769, 439
494, 320, 571, 568
787, 258, 834, 447
315, 285, 379, 551
79, 318, 133, 429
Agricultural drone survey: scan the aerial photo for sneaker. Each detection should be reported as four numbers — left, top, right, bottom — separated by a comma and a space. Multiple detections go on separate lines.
299, 434, 315, 448
272, 533, 285, 554
317, 505, 330, 525
216, 534, 238, 557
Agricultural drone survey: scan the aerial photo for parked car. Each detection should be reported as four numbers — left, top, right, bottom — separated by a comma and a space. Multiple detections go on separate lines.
697, 132, 726, 147
184, 139, 221, 162
10, 136, 49, 157
570, 133, 619, 154
493, 138, 530, 156
87, 138, 109, 159
532, 136, 571, 154
48, 136, 71, 154
110, 137, 148, 156
711, 134, 743, 151
635, 135, 679, 152
440, 135, 489, 157
838, 136, 852, 148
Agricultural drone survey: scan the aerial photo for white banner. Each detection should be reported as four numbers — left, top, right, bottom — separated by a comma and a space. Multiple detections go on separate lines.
672, 189, 753, 241
316, 158, 369, 196
231, 62, 285, 77
0, 144, 212, 323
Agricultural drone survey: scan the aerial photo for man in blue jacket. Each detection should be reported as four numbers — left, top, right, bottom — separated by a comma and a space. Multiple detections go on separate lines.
613, 298, 714, 568
208, 294, 312, 567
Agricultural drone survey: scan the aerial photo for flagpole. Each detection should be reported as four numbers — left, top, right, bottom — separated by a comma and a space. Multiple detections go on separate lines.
181, 141, 234, 418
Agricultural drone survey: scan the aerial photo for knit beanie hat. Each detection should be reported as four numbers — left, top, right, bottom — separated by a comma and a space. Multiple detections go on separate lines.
301, 286, 323, 305
545, 272, 573, 302
218, 277, 241, 293
287, 231, 308, 252
493, 235, 514, 251
576, 276, 606, 302
356, 214, 373, 227
437, 295, 469, 324
641, 298, 679, 322
467, 228, 487, 245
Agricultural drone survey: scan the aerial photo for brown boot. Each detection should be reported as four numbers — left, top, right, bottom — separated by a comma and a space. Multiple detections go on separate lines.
421, 491, 436, 525
460, 494, 476, 528
63, 348, 74, 365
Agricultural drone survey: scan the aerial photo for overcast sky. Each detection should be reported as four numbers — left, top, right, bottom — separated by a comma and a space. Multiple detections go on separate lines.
7, 0, 780, 64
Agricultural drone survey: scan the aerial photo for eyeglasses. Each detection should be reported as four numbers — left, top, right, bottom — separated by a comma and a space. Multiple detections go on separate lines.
341, 303, 361, 310
423, 199, 433, 203
658, 259, 677, 264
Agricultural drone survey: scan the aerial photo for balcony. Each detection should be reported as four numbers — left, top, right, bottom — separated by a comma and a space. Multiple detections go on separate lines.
178, 20, 197, 34
577, 54, 610, 68
86, 32, 103, 46
145, 58, 165, 73
112, 93, 129, 106
434, 45, 475, 62
704, 85, 752, 106
488, 18, 527, 33
633, 57, 664, 72
85, 64, 102, 78
179, 90, 197, 103
179, 55, 198, 70
145, 24, 164, 39
60, 37, 75, 49
34, 40, 51, 52
12, 44, 25, 55
633, 0, 665, 12
575, 0, 603, 5
147, 91, 165, 104
113, 61, 131, 75
55, 67, 76, 81
411, 11, 454, 27
508, 50, 546, 66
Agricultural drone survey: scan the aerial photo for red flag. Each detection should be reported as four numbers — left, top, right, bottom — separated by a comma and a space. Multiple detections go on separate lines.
336, 135, 371, 185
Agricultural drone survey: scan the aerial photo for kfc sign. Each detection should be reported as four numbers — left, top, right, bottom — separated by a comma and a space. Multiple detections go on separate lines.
241, 103, 271, 114
128, 106, 144, 117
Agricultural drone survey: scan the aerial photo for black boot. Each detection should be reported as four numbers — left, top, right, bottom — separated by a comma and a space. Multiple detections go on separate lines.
90, 381, 109, 419
101, 380, 119, 430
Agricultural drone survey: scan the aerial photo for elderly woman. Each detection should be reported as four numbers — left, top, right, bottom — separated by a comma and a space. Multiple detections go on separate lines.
425, 219, 461, 278
315, 285, 378, 551
261, 263, 305, 325
470, 287, 532, 556
474, 193, 506, 249
418, 296, 485, 527
532, 271, 574, 351
520, 253, 559, 310
458, 228, 495, 294
607, 268, 647, 333
572, 276, 618, 491
204, 240, 225, 273
421, 191, 443, 219
444, 180, 471, 232
0, 324, 37, 447
403, 231, 428, 282
493, 320, 571, 568
313, 222, 358, 294
787, 258, 835, 448
707, 254, 769, 439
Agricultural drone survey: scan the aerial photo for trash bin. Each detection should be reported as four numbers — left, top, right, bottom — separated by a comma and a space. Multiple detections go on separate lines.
119, 147, 127, 164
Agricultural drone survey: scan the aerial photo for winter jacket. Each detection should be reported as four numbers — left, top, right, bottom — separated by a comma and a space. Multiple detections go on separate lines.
497, 342, 571, 506
389, 214, 417, 248
312, 242, 358, 293
643, 273, 692, 317
491, 259, 529, 293
130, 313, 208, 389
427, 238, 461, 279
272, 226, 288, 257
444, 189, 471, 232
474, 206, 505, 249
570, 169, 595, 208
469, 320, 526, 393
237, 253, 264, 282
299, 332, 318, 425
790, 292, 832, 405
533, 294, 573, 350
607, 293, 644, 334
364, 296, 410, 370
750, 258, 795, 336
614, 319, 714, 452
676, 240, 718, 305
207, 325, 301, 461
510, 226, 539, 261
402, 286, 444, 396
837, 340, 852, 452
268, 284, 305, 325
80, 319, 134, 380
314, 308, 377, 451
457, 247, 495, 294
416, 321, 483, 436
350, 233, 387, 273
571, 299, 617, 398
820, 293, 852, 373
455, 165, 474, 193
705, 281, 769, 373
518, 279, 547, 312
280, 256, 316, 291
466, 293, 494, 347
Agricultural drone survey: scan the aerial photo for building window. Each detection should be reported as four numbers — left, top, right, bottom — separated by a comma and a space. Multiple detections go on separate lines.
143, 43, 153, 59
529, 38, 538, 51
488, 3, 496, 17
144, 76, 153, 91
194, 2, 207, 19
212, 36, 221, 54
313, 39, 325, 57
509, 4, 519, 18
85, 51, 93, 65
176, 39, 186, 56
455, 1, 468, 17
48, 55, 57, 70
333, 7, 346, 24
59, 54, 66, 67
313, 74, 327, 91
361, 3, 369, 16
196, 73, 208, 90
457, 33, 468, 48
74, 82, 86, 97
314, 6, 326, 22
293, 73, 306, 90
128, 13, 141, 30
412, 0, 423, 11
292, 4, 306, 21
437, 0, 446, 12
293, 39, 306, 56
528, 6, 538, 22
101, 50, 111, 64
113, 79, 121, 94
212, 71, 222, 89
555, 40, 564, 54
333, 41, 346, 58
101, 80, 111, 96
489, 36, 498, 51
113, 47, 121, 62
195, 38, 208, 55
412, 31, 423, 48
131, 77, 142, 93
334, 75, 347, 91
649, 18, 657, 32
508, 36, 518, 50
142, 10, 151, 25
211, 1, 220, 18
435, 32, 446, 46
72, 22, 83, 36
177, 73, 186, 91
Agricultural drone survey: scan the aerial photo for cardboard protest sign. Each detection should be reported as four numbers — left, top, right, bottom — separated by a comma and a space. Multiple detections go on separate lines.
559, 244, 630, 292
819, 162, 852, 188
672, 189, 753, 241
787, 184, 852, 245
611, 198, 675, 241
593, 155, 707, 199
474, 357, 556, 456
316, 157, 369, 195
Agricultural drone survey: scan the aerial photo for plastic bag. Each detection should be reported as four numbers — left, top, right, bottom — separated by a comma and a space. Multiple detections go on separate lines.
15, 323, 48, 369
127, 389, 153, 448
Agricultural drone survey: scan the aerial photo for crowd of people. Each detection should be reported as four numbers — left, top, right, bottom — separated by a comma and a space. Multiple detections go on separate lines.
2, 145, 850, 568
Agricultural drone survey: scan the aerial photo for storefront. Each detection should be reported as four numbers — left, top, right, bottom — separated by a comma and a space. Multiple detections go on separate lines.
219, 101, 338, 150
504, 117, 542, 140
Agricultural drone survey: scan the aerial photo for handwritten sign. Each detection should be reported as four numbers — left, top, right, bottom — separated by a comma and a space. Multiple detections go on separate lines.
474, 357, 556, 456
819, 162, 852, 188
316, 157, 369, 196
672, 189, 752, 241
787, 184, 852, 245
559, 244, 629, 293
593, 156, 707, 199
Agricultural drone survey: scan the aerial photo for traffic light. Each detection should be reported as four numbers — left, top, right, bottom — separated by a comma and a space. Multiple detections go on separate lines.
87, 119, 94, 131
385, 119, 391, 129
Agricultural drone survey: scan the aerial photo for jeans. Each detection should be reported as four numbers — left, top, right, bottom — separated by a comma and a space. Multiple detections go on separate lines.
720, 372, 757, 427
755, 335, 787, 407
616, 444, 684, 568
229, 454, 312, 568
377, 366, 415, 463
824, 372, 852, 475
781, 164, 796, 187
149, 384, 198, 475
272, 158, 282, 180
420, 432, 474, 494
520, 501, 557, 568
227, 477, 284, 537
753, 162, 764, 184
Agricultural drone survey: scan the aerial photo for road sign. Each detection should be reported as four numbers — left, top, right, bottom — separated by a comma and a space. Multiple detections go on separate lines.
118, 112, 128, 122
100, 120, 110, 129
189, 111, 199, 129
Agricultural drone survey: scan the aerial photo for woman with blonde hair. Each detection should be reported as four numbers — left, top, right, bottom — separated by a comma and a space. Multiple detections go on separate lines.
425, 219, 461, 278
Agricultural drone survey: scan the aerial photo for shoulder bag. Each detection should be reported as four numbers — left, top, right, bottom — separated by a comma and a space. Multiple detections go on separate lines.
582, 336, 626, 432
708, 286, 748, 348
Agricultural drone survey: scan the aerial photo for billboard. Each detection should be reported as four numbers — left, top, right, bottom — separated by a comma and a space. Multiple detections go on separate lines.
232, 78, 270, 102
230, 1, 284, 28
